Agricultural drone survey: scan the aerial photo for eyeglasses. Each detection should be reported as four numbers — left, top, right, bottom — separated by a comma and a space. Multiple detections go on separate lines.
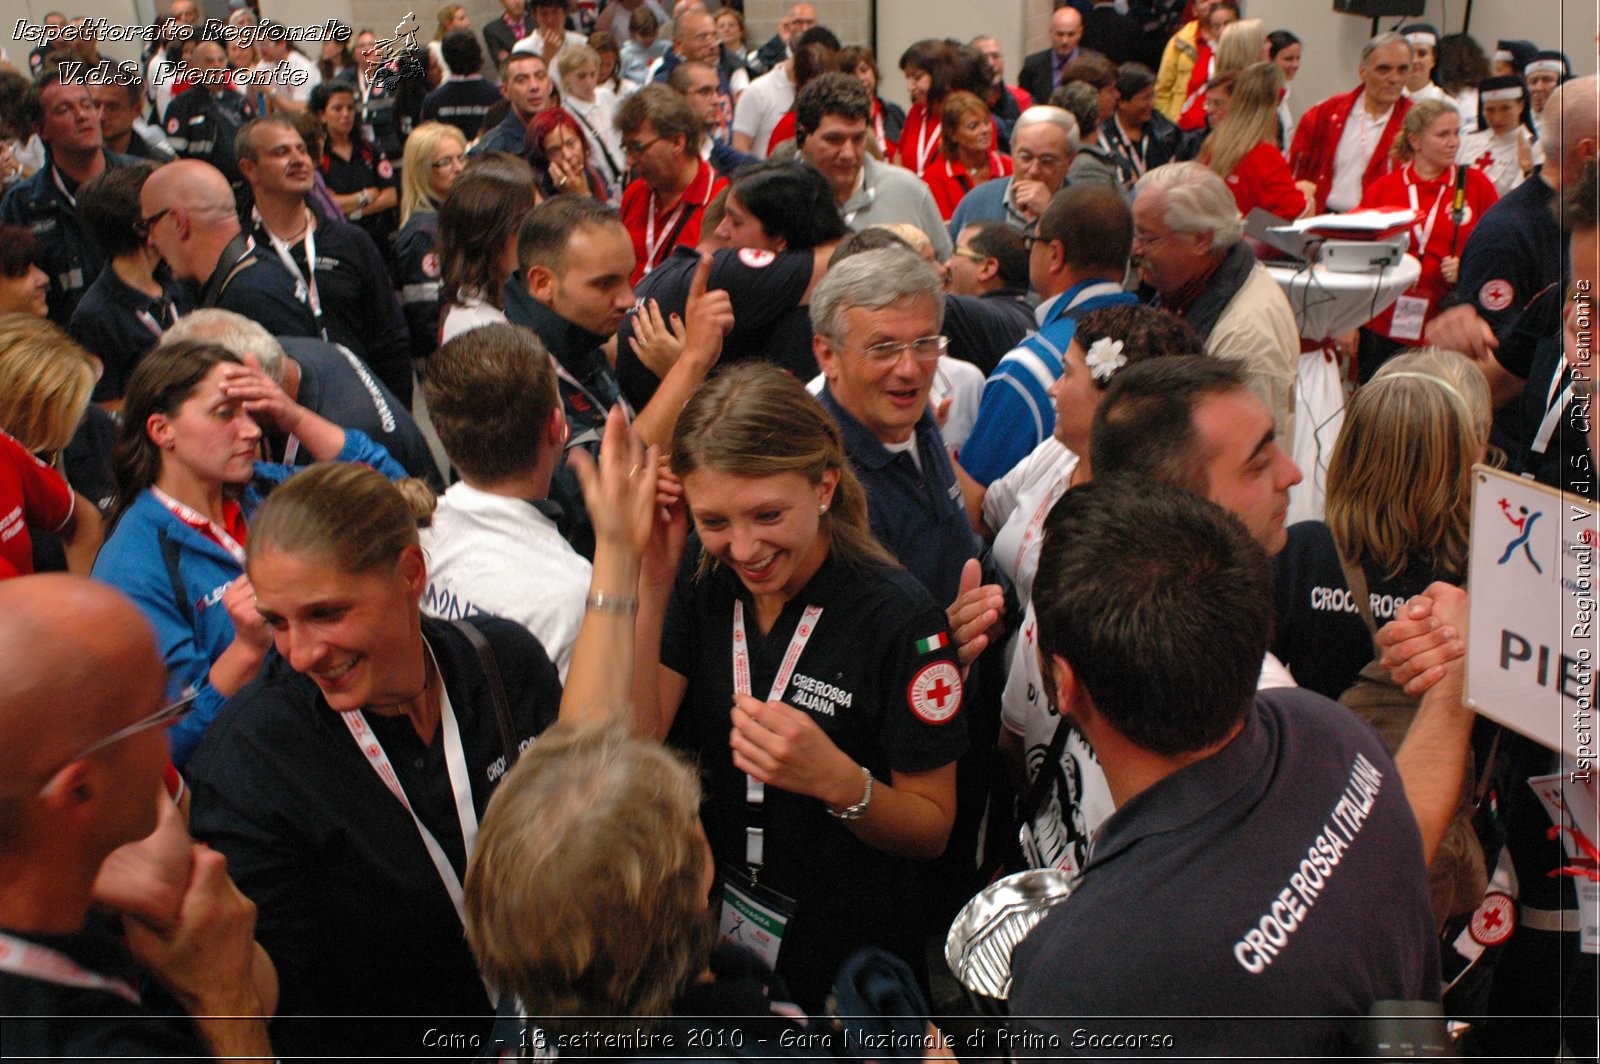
621, 136, 661, 157
1013, 149, 1065, 169
1131, 230, 1175, 250
135, 206, 173, 238
32, 690, 196, 796
855, 335, 948, 365
430, 154, 467, 171
948, 246, 988, 264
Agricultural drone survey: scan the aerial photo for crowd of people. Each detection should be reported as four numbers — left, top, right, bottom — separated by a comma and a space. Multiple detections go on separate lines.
0, 0, 1596, 1059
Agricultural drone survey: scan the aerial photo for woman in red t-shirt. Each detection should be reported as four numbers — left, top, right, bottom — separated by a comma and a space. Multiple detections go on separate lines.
923, 91, 1014, 220
1201, 62, 1314, 221
1357, 99, 1499, 376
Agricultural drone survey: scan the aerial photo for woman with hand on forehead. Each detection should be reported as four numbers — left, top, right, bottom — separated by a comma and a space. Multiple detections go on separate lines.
91, 341, 406, 768
565, 364, 967, 1013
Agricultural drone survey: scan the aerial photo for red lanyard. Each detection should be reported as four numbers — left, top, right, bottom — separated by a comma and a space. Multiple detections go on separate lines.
151, 488, 246, 566
732, 600, 822, 870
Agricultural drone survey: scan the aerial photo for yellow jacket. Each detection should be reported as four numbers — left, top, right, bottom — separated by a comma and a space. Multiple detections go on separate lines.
1154, 20, 1201, 122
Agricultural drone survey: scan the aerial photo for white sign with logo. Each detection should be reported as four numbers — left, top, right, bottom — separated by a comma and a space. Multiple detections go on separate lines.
1466, 466, 1597, 762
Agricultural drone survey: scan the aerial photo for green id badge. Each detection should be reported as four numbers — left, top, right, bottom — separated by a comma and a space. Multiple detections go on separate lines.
717, 863, 796, 971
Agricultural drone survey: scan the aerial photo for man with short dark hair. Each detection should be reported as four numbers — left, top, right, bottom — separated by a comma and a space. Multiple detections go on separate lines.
959, 185, 1137, 484
422, 30, 504, 140
507, 196, 730, 549
236, 115, 414, 405
511, 0, 588, 69
0, 574, 276, 1061
69, 161, 190, 402
94, 80, 175, 163
1289, 32, 1414, 212
473, 51, 554, 156
2, 72, 141, 325
419, 323, 589, 679
483, 0, 535, 68
649, 8, 745, 144
1008, 474, 1438, 1055
160, 39, 255, 190
614, 85, 728, 282
669, 60, 754, 176
940, 222, 1037, 376
795, 73, 951, 259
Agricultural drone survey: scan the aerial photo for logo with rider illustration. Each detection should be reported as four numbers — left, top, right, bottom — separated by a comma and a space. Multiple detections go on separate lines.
1496, 498, 1544, 575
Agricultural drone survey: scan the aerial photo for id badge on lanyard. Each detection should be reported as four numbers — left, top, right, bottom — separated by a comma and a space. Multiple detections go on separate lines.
716, 600, 821, 967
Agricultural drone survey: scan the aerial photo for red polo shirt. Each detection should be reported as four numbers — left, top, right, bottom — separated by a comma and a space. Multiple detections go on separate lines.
620, 158, 727, 285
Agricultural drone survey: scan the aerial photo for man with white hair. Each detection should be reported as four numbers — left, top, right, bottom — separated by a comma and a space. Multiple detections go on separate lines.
1132, 161, 1298, 442
947, 106, 1078, 238
159, 310, 441, 488
1289, 32, 1414, 212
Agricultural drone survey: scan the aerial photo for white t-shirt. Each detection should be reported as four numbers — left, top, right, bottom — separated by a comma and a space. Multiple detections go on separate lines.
1327, 91, 1395, 212
731, 63, 794, 155
440, 298, 508, 343
1459, 126, 1544, 197
420, 481, 591, 680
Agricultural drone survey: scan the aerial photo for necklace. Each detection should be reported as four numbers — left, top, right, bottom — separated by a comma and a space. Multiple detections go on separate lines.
364, 651, 433, 715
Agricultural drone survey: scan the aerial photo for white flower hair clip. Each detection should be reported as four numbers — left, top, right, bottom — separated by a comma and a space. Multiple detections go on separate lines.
1085, 337, 1127, 384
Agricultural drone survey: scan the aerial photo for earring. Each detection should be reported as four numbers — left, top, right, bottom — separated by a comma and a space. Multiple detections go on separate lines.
819, 503, 828, 515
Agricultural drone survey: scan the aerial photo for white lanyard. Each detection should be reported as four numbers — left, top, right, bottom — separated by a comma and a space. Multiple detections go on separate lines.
339, 643, 498, 1005
0, 933, 139, 1005
256, 207, 323, 327
913, 115, 939, 177
1112, 118, 1147, 175
732, 600, 822, 870
872, 105, 887, 153
151, 487, 246, 566
49, 165, 77, 209
1405, 166, 1449, 257
281, 434, 301, 466
642, 191, 689, 277
1532, 369, 1575, 455
134, 304, 170, 340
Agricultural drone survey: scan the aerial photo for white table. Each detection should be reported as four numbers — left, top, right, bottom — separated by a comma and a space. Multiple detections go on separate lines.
1265, 255, 1422, 525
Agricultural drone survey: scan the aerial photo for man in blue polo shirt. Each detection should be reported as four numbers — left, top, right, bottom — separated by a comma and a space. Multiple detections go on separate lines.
959, 184, 1136, 485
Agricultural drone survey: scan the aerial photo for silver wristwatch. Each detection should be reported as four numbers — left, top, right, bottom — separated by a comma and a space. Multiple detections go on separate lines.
827, 765, 874, 821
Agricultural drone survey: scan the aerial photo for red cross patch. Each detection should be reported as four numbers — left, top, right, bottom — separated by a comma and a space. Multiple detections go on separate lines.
1479, 279, 1515, 312
1468, 891, 1516, 946
908, 660, 961, 724
1472, 150, 1496, 170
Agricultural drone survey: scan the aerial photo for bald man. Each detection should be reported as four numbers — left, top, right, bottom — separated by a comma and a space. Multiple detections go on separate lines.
140, 159, 317, 339
0, 575, 274, 1059
1020, 6, 1085, 105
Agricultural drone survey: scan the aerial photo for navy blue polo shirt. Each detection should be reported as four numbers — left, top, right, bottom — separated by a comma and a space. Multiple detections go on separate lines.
69, 265, 191, 402
200, 237, 320, 340
1459, 175, 1562, 342
615, 245, 816, 410
816, 384, 984, 607
942, 287, 1037, 376
247, 209, 413, 407
420, 77, 503, 141
1009, 687, 1439, 1057
278, 337, 442, 489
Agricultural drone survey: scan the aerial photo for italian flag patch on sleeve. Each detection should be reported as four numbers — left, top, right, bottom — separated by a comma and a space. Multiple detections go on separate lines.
914, 632, 949, 654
